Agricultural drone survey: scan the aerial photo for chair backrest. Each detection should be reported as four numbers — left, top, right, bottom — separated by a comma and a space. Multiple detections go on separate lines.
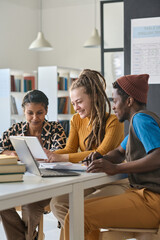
99, 227, 160, 240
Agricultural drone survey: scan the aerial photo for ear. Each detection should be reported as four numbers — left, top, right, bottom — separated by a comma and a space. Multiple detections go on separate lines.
126, 96, 134, 107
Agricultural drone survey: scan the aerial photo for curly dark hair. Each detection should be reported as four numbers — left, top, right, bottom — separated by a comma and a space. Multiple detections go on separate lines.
22, 90, 49, 110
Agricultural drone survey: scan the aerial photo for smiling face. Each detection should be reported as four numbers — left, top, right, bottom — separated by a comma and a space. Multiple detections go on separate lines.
112, 88, 130, 122
70, 87, 92, 119
24, 103, 47, 130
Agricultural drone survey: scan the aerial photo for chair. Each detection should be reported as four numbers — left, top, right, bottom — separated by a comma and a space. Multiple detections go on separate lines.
99, 226, 160, 240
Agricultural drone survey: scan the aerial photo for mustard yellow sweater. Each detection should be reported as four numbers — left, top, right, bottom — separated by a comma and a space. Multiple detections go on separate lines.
55, 113, 124, 163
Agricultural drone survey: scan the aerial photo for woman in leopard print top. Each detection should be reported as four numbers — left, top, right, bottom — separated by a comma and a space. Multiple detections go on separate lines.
0, 89, 66, 240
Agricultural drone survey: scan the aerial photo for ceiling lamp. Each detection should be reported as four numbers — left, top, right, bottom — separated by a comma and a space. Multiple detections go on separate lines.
29, 0, 53, 51
83, 0, 100, 48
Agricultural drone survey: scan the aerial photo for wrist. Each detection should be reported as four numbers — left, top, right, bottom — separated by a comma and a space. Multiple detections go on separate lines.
60, 154, 69, 162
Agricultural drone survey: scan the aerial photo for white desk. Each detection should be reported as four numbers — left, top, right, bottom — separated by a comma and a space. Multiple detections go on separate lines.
0, 172, 126, 240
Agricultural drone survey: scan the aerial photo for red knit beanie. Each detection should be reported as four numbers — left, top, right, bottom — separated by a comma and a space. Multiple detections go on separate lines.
117, 74, 149, 104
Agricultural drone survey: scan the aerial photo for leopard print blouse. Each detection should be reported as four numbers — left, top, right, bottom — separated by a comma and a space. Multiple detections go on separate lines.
0, 119, 66, 151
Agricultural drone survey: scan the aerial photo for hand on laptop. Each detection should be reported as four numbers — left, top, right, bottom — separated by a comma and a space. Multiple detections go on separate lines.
43, 149, 69, 163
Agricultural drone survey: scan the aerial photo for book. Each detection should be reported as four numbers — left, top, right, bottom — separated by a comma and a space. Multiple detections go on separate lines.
0, 173, 24, 183
40, 162, 87, 172
14, 78, 21, 92
63, 96, 69, 114
10, 95, 18, 114
58, 97, 67, 114
24, 76, 35, 91
0, 155, 18, 165
0, 162, 26, 174
10, 75, 16, 91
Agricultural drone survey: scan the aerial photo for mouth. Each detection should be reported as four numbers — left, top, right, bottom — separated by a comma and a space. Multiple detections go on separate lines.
78, 111, 84, 115
31, 121, 40, 124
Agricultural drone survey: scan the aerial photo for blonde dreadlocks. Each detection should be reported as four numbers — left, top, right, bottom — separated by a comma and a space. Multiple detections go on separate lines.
70, 69, 111, 150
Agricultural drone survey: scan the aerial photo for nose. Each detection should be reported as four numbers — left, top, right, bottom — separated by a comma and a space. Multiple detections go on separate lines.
74, 103, 80, 112
33, 114, 38, 120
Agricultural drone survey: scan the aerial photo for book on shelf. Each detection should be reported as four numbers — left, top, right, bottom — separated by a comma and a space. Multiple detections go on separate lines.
63, 96, 69, 114
14, 78, 21, 92
11, 75, 16, 91
10, 75, 23, 92
0, 155, 18, 165
58, 97, 67, 114
0, 173, 24, 183
58, 76, 68, 90
0, 162, 26, 174
24, 76, 35, 92
10, 95, 18, 114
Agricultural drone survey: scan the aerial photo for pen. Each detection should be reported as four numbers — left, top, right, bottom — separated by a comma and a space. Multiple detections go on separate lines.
80, 153, 103, 166
79, 159, 92, 166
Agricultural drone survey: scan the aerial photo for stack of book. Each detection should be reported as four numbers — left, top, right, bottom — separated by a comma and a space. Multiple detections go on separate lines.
0, 155, 26, 183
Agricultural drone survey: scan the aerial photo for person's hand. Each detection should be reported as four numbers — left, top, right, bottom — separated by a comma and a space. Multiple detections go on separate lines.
43, 149, 58, 162
43, 149, 68, 162
82, 152, 103, 166
87, 158, 118, 175
43, 148, 54, 159
3, 150, 18, 157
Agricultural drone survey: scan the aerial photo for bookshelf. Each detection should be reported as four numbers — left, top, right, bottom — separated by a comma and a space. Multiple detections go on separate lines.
0, 69, 37, 136
38, 66, 81, 137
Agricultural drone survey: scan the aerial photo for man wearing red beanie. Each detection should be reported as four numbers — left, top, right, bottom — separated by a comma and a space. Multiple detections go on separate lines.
64, 74, 160, 240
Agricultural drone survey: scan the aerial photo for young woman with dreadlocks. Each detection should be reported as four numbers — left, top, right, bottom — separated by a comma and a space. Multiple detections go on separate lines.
45, 69, 129, 240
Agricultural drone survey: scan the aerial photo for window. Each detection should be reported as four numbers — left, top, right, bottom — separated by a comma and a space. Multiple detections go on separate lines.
101, 0, 124, 97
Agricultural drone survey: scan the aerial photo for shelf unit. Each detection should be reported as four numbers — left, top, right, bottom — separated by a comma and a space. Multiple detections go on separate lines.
0, 68, 37, 136
38, 66, 81, 137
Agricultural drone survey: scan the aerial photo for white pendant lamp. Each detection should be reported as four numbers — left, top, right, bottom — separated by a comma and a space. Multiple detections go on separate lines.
29, 0, 53, 51
83, 0, 100, 48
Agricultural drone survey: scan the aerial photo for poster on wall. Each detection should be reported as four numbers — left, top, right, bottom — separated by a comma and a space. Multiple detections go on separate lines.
131, 17, 160, 84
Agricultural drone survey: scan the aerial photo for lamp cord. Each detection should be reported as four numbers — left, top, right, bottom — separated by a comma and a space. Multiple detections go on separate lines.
40, 0, 42, 32
94, 0, 96, 29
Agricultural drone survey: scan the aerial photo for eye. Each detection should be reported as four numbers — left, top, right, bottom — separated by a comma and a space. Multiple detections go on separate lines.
37, 111, 43, 115
27, 111, 33, 115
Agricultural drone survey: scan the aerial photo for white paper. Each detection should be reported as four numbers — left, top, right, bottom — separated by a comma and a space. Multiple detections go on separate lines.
131, 17, 160, 83
39, 162, 87, 171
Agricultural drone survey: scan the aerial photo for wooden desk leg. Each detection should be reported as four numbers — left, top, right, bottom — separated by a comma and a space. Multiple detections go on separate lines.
69, 183, 84, 240
38, 215, 44, 240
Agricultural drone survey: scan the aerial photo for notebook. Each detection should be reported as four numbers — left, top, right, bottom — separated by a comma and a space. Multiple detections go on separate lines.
9, 136, 80, 177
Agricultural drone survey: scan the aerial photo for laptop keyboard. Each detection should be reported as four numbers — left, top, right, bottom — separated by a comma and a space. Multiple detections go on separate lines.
40, 168, 80, 177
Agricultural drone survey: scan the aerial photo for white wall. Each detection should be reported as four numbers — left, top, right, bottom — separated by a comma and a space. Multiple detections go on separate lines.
0, 0, 101, 72
0, 0, 39, 71
39, 1, 101, 70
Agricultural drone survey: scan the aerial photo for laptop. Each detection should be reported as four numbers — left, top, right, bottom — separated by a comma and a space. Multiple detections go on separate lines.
10, 136, 80, 177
